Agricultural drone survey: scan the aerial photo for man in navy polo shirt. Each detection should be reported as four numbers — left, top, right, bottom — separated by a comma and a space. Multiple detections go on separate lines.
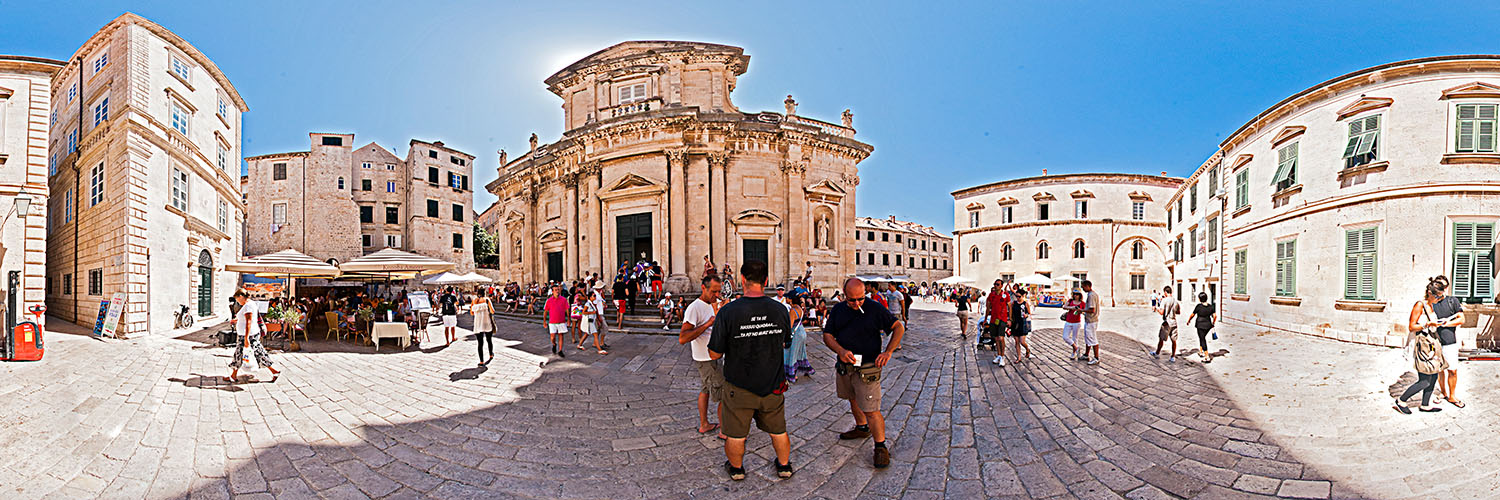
823, 277, 906, 469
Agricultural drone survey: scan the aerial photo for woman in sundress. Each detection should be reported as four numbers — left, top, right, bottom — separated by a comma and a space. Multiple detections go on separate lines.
471, 289, 496, 366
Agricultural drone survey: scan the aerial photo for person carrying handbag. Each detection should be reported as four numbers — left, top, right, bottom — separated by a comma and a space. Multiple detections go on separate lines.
1395, 278, 1451, 414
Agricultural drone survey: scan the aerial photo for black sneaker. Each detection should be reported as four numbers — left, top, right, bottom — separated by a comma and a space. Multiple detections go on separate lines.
724, 461, 746, 481
1393, 399, 1412, 415
775, 461, 794, 478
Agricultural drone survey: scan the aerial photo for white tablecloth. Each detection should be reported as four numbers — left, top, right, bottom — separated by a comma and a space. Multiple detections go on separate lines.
371, 322, 409, 351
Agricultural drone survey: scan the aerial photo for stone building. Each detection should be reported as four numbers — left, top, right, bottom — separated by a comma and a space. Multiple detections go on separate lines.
46, 13, 248, 334
952, 173, 1182, 306
244, 134, 475, 272
853, 216, 953, 286
0, 56, 62, 324
485, 41, 873, 291
1168, 55, 1500, 347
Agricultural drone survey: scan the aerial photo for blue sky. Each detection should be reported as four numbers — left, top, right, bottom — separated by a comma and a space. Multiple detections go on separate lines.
6, 1, 1500, 232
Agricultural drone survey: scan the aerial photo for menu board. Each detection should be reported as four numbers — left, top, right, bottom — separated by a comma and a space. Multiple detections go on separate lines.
91, 299, 111, 337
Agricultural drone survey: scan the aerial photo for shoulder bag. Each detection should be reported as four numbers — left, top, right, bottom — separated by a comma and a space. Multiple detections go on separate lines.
1413, 304, 1449, 375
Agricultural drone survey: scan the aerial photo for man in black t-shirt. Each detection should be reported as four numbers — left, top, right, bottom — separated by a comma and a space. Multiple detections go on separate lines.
823, 277, 905, 469
439, 287, 460, 345
707, 260, 794, 481
611, 274, 629, 330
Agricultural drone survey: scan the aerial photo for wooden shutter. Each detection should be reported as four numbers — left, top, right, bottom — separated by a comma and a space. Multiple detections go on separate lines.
1236, 170, 1249, 208
1455, 252, 1474, 298
1286, 241, 1296, 295
1344, 231, 1360, 299
1234, 250, 1247, 294
1458, 104, 1478, 152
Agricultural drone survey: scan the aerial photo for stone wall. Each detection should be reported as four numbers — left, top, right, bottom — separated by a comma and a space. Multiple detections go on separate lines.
0, 57, 59, 326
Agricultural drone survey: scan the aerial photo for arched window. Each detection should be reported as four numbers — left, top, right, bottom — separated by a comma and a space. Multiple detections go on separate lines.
337, 177, 346, 190
969, 246, 980, 263
1037, 241, 1050, 259
1073, 240, 1086, 259
1001, 243, 1013, 261
1131, 241, 1144, 260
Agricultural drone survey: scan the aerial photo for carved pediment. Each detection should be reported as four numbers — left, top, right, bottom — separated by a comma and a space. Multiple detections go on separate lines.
1070, 189, 1095, 199
965, 201, 985, 210
1335, 97, 1393, 120
731, 209, 782, 225
1032, 192, 1057, 202
1271, 125, 1305, 146
1440, 81, 1500, 100
606, 173, 662, 191
804, 179, 846, 199
0, 86, 13, 99
1231, 153, 1253, 172
1127, 191, 1153, 201
504, 210, 526, 225
537, 228, 567, 243
995, 196, 1018, 206
598, 173, 666, 202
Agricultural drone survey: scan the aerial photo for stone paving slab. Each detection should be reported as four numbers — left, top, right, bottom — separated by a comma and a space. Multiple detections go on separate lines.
0, 302, 1495, 499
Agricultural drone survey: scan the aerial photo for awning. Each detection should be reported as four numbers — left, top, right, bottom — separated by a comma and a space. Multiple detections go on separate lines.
338, 248, 455, 276
225, 249, 340, 277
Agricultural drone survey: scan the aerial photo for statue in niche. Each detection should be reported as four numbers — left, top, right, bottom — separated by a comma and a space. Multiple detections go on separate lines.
822, 211, 834, 249
513, 238, 523, 262
842, 109, 854, 128
784, 95, 797, 116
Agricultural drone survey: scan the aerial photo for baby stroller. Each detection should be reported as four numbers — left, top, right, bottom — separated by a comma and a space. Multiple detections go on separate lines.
978, 319, 1001, 351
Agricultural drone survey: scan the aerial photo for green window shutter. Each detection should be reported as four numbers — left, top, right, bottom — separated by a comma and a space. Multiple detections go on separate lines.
1342, 136, 1361, 158
1365, 115, 1380, 131
1455, 252, 1474, 298
1480, 120, 1497, 153
1344, 230, 1359, 299
1355, 131, 1379, 156
1234, 250, 1247, 294
1456, 222, 1476, 248
1457, 105, 1479, 152
1474, 251, 1493, 299
1235, 170, 1248, 208
1287, 241, 1297, 296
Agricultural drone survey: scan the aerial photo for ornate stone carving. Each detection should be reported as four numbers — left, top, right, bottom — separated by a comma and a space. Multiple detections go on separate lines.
513, 238, 523, 262
841, 109, 853, 128
578, 161, 602, 177
664, 148, 689, 167
840, 173, 860, 186
784, 95, 797, 116
707, 151, 730, 168
780, 160, 807, 176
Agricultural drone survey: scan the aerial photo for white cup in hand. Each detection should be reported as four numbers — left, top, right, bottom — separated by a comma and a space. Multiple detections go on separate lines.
852, 354, 863, 366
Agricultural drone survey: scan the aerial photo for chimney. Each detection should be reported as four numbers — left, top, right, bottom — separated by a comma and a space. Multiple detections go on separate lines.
888, 215, 896, 222
434, 141, 444, 147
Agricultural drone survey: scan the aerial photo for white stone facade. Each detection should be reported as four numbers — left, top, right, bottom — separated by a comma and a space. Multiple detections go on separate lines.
1167, 56, 1500, 347
952, 174, 1182, 306
245, 135, 475, 272
0, 56, 62, 326
45, 14, 248, 335
486, 41, 872, 291
853, 216, 953, 286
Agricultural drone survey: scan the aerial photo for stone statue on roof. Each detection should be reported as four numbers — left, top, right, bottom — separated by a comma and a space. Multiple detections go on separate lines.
784, 95, 797, 116
529, 133, 538, 152
842, 109, 853, 128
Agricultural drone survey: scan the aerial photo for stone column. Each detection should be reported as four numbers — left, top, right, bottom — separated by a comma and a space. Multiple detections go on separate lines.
665, 149, 691, 293
526, 182, 539, 284
708, 152, 729, 271
782, 161, 806, 286
565, 171, 580, 280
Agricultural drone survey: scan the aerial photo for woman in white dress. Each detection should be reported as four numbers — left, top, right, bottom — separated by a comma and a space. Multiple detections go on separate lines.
471, 291, 496, 366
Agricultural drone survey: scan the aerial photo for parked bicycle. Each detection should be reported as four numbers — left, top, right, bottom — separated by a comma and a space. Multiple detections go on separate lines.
174, 305, 195, 329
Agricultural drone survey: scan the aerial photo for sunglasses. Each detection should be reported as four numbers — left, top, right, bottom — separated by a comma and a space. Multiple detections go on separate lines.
846, 297, 865, 304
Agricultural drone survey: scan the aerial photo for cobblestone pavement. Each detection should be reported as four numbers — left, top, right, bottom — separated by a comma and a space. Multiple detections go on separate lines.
1, 302, 1497, 499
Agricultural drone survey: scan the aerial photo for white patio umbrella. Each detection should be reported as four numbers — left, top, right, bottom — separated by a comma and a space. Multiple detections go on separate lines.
338, 248, 455, 276
1014, 274, 1056, 287
421, 271, 473, 286
460, 272, 493, 283
936, 276, 974, 285
226, 249, 341, 297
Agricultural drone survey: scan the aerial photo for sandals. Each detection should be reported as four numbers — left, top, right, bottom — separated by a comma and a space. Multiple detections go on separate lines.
1448, 399, 1467, 408
597, 349, 609, 355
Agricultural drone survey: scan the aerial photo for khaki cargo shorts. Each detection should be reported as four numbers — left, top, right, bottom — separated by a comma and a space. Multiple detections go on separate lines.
721, 382, 787, 439
696, 360, 724, 402
836, 363, 883, 413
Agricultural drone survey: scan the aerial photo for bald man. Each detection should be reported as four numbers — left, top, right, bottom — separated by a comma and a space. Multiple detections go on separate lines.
823, 277, 906, 469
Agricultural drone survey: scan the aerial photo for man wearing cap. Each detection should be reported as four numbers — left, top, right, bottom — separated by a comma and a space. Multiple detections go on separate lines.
823, 277, 906, 469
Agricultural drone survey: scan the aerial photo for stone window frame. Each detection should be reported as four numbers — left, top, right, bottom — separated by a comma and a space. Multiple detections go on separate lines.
88, 161, 105, 207
1131, 201, 1144, 221
170, 167, 190, 212
1036, 241, 1050, 260
88, 268, 103, 296
385, 206, 399, 225
452, 232, 464, 249
271, 203, 287, 225
1129, 273, 1146, 291
1072, 239, 1086, 259
1001, 243, 1013, 261
217, 199, 228, 233
386, 234, 400, 248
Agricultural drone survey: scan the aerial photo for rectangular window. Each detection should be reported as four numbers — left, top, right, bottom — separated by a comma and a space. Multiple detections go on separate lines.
428, 167, 439, 183
1072, 272, 1088, 283
93, 52, 108, 74
1456, 104, 1497, 153
881, 233, 888, 242
272, 203, 287, 224
88, 269, 102, 296
1235, 169, 1249, 209
92, 96, 108, 126
217, 200, 228, 233
1174, 236, 1182, 262
896, 255, 903, 266
359, 206, 373, 223
1176, 198, 1183, 221
1038, 203, 1050, 221
1132, 201, 1144, 221
1344, 228, 1378, 300
386, 234, 399, 247
922, 258, 928, 268
170, 102, 189, 135
1275, 240, 1297, 297
882, 254, 889, 265
449, 172, 464, 190
895, 234, 902, 243
428, 150, 437, 159
1208, 167, 1219, 196
217, 95, 228, 117
272, 163, 287, 180
361, 179, 372, 191
1272, 142, 1298, 192
1189, 227, 1197, 257
170, 168, 189, 211
321, 136, 343, 146
68, 129, 77, 153
426, 199, 439, 217
867, 253, 874, 265
46, 276, 52, 296
1234, 249, 1248, 294
386, 206, 399, 224
1167, 208, 1172, 231
1207, 217, 1218, 252
968, 211, 979, 228
362, 234, 372, 247
63, 189, 72, 223
453, 232, 464, 249
89, 162, 104, 207
386, 164, 395, 170
1343, 114, 1381, 168
453, 204, 464, 222
1075, 200, 1088, 218
170, 55, 190, 80
217, 144, 229, 173
1001, 206, 1013, 224
866, 231, 874, 240
67, 84, 75, 103
619, 83, 648, 103
362, 162, 372, 169
1189, 182, 1198, 213
921, 240, 927, 250
1130, 274, 1146, 291
62, 273, 72, 295
1452, 222, 1495, 302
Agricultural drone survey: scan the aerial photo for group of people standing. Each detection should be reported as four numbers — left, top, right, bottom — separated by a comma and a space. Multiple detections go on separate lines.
680, 262, 906, 479
1394, 275, 1468, 414
952, 279, 1103, 366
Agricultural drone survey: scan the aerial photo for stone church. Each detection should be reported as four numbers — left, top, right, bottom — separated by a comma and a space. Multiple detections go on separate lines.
485, 41, 873, 292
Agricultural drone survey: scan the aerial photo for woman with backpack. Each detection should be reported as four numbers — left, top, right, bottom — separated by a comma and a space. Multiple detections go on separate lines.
1395, 277, 1452, 414
1188, 292, 1217, 363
